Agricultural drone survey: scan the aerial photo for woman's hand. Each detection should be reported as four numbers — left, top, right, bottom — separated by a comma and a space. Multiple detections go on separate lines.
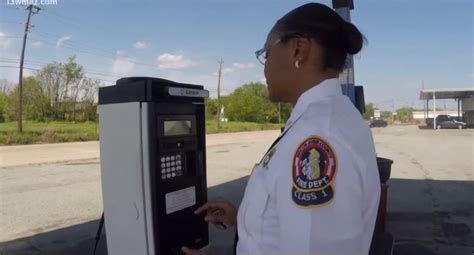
195, 200, 237, 229
181, 201, 236, 254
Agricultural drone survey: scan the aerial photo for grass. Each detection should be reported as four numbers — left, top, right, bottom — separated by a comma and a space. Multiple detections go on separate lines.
206, 120, 282, 134
0, 121, 100, 145
0, 120, 282, 145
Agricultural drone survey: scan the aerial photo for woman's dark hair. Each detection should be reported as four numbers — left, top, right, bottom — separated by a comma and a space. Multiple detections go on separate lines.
274, 3, 365, 71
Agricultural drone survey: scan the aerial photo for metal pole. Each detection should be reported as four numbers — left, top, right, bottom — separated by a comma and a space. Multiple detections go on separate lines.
424, 99, 426, 120
333, 0, 356, 106
433, 92, 436, 129
392, 99, 395, 124
458, 99, 460, 119
426, 99, 428, 120
334, 6, 355, 87
216, 59, 223, 130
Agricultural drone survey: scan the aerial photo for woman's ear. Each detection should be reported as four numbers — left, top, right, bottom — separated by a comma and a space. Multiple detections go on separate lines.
293, 38, 311, 64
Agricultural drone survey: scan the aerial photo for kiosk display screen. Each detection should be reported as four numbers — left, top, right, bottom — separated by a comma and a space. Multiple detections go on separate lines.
164, 120, 192, 136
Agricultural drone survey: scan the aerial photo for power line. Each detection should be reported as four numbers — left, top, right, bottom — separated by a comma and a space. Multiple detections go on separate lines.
23, 35, 158, 69
40, 6, 114, 35
0, 65, 115, 84
41, 9, 86, 30
0, 59, 123, 80
41, 7, 84, 25
0, 65, 40, 71
32, 35, 117, 58
0, 20, 24, 25
6, 32, 160, 73
0, 35, 23, 39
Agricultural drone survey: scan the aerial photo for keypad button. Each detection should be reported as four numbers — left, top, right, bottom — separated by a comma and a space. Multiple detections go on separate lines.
177, 166, 182, 170
161, 169, 166, 174
166, 168, 171, 173
172, 167, 176, 172
172, 173, 176, 177
161, 157, 165, 163
167, 173, 171, 178
166, 156, 170, 161
171, 156, 175, 160
176, 161, 181, 166
176, 155, 181, 160
166, 162, 171, 167
161, 163, 165, 168
171, 161, 175, 166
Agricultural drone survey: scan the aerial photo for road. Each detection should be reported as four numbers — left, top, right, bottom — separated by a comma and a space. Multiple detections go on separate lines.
0, 127, 473, 255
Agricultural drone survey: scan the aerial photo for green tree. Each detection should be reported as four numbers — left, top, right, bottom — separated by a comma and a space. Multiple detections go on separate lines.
5, 77, 51, 121
0, 79, 10, 93
217, 82, 292, 124
0, 92, 7, 123
396, 106, 414, 123
36, 56, 99, 121
63, 56, 84, 120
78, 77, 99, 121
36, 62, 66, 119
224, 82, 278, 123
205, 98, 218, 120
380, 111, 392, 120
363, 103, 376, 120
278, 103, 293, 124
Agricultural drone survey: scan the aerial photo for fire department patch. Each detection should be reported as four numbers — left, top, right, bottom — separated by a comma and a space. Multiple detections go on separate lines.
292, 136, 337, 207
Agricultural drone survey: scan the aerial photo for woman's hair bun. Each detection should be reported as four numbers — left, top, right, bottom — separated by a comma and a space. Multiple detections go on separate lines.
342, 21, 363, 55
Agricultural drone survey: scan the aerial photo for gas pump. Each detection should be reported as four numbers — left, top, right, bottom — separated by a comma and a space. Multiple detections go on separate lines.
98, 77, 210, 255
332, 0, 395, 253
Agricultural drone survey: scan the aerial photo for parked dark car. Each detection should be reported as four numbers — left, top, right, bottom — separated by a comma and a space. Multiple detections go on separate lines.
437, 119, 467, 129
426, 115, 450, 126
436, 115, 452, 122
426, 115, 465, 128
370, 119, 388, 128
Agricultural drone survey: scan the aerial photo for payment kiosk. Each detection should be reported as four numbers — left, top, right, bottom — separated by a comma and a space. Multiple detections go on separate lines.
99, 77, 210, 255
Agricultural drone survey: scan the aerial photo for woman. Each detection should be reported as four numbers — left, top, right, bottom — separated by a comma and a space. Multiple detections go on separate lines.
183, 3, 380, 255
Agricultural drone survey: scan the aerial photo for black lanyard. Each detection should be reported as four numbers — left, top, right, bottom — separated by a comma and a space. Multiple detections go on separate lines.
263, 121, 294, 156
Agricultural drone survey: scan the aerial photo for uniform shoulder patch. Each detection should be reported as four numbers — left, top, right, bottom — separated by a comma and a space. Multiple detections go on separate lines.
291, 136, 337, 208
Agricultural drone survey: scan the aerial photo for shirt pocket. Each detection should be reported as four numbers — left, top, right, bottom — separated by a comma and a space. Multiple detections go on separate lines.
241, 166, 270, 240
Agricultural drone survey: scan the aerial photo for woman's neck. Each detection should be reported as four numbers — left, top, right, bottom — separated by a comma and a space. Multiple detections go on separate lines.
290, 72, 339, 106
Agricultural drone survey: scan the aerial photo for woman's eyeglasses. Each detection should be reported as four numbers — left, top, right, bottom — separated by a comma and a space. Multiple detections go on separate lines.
255, 39, 281, 65
254, 33, 303, 65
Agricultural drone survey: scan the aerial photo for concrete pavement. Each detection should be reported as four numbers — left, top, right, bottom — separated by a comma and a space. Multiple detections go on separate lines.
0, 131, 281, 168
0, 130, 280, 255
0, 141, 100, 168
1, 127, 473, 255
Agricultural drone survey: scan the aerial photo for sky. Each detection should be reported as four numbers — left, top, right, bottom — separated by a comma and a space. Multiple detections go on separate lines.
0, 0, 472, 110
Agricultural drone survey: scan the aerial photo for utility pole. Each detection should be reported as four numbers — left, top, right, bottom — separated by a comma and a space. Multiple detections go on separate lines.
422, 80, 426, 120
216, 59, 223, 130
18, 4, 40, 132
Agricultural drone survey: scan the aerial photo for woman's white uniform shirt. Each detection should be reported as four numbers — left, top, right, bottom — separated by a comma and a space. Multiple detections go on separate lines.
236, 78, 381, 255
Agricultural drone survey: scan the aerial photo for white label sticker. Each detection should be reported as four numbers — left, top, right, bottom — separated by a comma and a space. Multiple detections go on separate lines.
165, 186, 196, 214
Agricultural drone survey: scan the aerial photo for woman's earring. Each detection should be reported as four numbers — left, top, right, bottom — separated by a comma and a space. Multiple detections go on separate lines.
295, 60, 300, 69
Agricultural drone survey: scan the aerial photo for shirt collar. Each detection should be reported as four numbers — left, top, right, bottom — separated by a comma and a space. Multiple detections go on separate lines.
283, 78, 342, 132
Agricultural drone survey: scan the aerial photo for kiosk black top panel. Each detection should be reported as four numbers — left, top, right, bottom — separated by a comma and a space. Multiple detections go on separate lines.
99, 77, 208, 105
